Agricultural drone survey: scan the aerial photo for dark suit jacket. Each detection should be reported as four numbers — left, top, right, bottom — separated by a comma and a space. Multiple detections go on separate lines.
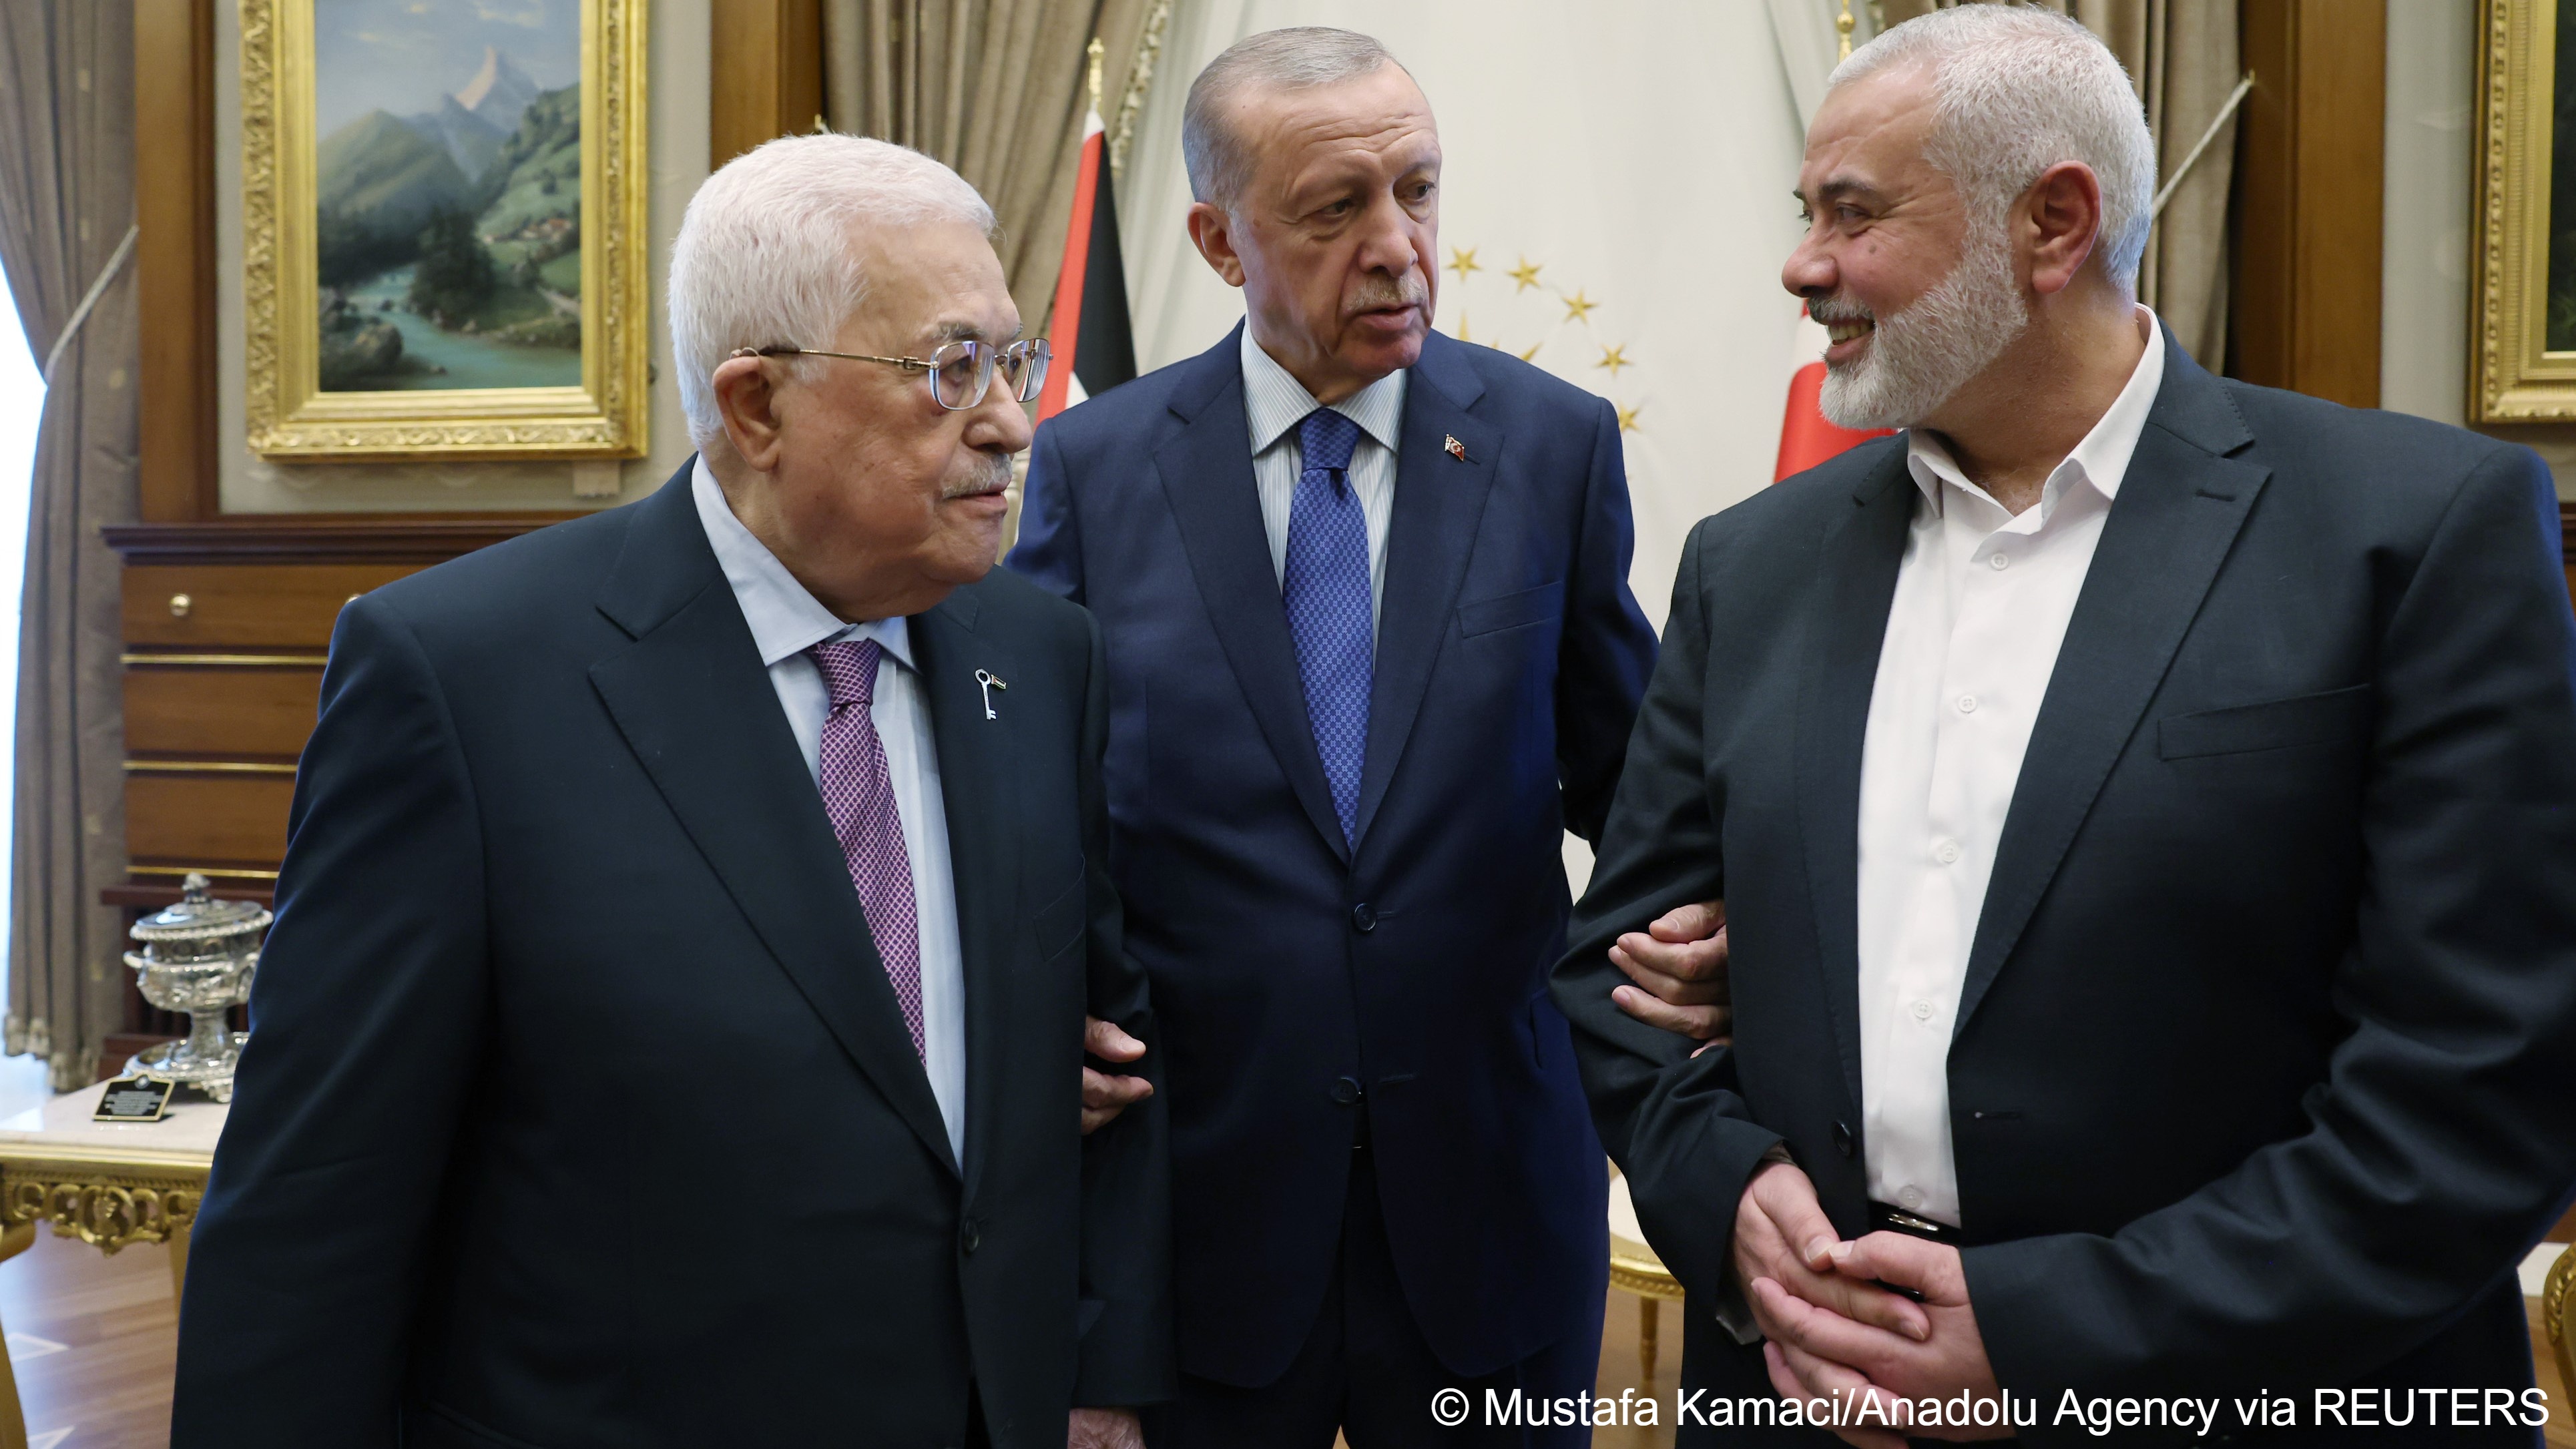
1007, 326, 1657, 1384
170, 467, 1172, 1449
1555, 336, 2576, 1444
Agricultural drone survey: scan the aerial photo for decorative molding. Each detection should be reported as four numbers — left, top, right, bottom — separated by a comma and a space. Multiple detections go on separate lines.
1, 1169, 204, 1255
1107, 0, 1174, 179
101, 516, 570, 564
2466, 0, 2576, 419
123, 761, 300, 776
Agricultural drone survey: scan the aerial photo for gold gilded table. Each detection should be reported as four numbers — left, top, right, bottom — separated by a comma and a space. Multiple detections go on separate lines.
0, 1079, 224, 1449
1608, 1167, 1684, 1383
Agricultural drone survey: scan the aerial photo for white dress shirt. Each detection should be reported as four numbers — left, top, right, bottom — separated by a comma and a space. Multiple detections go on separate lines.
692, 459, 969, 1163
1240, 324, 1407, 633
1853, 308, 2165, 1227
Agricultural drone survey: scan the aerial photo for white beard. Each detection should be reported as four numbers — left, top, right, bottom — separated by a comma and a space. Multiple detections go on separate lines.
1816, 220, 2029, 431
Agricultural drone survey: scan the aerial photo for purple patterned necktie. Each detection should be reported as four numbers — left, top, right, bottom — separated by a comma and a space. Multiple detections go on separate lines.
810, 638, 925, 1059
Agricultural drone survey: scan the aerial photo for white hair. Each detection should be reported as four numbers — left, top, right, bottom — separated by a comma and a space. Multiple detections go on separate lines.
668, 133, 997, 450
1183, 27, 1402, 211
1830, 4, 2157, 290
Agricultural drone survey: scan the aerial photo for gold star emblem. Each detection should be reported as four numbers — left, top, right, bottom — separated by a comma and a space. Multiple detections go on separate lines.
1455, 312, 1472, 344
1446, 246, 1482, 284
1597, 342, 1632, 378
1519, 342, 1543, 362
1507, 257, 1544, 292
1562, 288, 1599, 324
1617, 402, 1643, 434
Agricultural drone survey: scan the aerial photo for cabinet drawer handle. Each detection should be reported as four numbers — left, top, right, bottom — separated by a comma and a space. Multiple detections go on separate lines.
168, 593, 192, 618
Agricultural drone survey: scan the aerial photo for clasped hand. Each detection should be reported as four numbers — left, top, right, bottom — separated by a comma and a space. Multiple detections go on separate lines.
1737, 1162, 2007, 1446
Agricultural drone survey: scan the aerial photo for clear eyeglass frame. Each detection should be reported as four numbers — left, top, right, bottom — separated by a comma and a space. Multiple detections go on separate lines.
730, 338, 1052, 411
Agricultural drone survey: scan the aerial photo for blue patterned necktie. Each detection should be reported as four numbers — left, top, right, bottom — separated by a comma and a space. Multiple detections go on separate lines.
1282, 407, 1371, 844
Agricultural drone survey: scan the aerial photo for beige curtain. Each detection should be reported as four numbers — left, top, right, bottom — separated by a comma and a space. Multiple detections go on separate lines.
1874, 0, 2240, 368
0, 1, 139, 1088
822, 0, 1169, 330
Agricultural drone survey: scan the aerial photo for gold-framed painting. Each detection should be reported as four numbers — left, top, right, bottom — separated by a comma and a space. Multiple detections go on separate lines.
2473, 0, 2576, 420
242, 0, 648, 461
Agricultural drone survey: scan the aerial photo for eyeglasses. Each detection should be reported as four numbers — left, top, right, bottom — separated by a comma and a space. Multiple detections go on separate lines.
730, 338, 1051, 411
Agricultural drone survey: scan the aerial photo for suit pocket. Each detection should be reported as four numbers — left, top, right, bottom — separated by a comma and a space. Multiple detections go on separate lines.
1033, 875, 1086, 960
1459, 579, 1565, 637
2157, 683, 2370, 760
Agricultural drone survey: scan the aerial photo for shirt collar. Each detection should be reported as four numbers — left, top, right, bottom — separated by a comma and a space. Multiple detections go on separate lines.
1239, 324, 1408, 457
1904, 305, 2167, 519
690, 456, 915, 670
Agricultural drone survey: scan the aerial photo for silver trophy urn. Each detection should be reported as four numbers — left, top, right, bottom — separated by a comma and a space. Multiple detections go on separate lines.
123, 872, 266, 1103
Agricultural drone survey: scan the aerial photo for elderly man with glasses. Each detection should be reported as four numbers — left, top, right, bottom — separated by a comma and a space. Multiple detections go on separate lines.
172, 135, 1170, 1449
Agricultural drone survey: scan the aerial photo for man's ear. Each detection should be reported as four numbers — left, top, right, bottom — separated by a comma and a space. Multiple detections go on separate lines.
712, 354, 788, 471
2023, 160, 2105, 298
1186, 201, 1247, 288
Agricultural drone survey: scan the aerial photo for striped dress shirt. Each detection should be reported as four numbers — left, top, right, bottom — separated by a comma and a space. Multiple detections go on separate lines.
1239, 324, 1408, 636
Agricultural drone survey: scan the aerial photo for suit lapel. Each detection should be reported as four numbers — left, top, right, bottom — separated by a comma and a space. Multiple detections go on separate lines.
1154, 327, 1351, 859
589, 470, 960, 1178
1953, 344, 2269, 1035
1352, 334, 1497, 847
1794, 448, 1913, 1115
905, 589, 1019, 1204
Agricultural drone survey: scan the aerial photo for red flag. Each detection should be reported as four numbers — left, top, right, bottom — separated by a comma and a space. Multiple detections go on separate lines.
1774, 305, 1892, 481
1036, 105, 1136, 420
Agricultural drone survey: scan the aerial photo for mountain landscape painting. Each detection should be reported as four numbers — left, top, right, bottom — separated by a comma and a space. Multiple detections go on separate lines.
312, 1, 583, 392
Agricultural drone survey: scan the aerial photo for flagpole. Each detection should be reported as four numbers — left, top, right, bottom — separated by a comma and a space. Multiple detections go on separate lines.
1087, 37, 1105, 113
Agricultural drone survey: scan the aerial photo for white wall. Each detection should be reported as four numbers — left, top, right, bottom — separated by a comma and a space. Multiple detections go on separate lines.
211, 0, 711, 513
2380, 0, 2475, 428
1116, 1, 1816, 629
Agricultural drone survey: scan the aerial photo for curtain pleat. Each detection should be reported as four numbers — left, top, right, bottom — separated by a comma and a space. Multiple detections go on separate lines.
820, 0, 1162, 332
0, 0, 140, 1088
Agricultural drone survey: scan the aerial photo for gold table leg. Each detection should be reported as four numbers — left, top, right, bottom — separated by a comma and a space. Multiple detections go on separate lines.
0, 1219, 39, 1449
1637, 1293, 1660, 1385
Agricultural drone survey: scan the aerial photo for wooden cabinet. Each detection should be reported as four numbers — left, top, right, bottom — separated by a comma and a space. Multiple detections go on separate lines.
103, 524, 565, 902
122, 563, 414, 650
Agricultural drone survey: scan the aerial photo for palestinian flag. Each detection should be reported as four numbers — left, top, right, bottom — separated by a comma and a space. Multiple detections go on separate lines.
1036, 105, 1136, 420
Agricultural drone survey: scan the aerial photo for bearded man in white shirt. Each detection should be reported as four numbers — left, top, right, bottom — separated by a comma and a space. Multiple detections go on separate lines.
1555, 8, 2576, 1444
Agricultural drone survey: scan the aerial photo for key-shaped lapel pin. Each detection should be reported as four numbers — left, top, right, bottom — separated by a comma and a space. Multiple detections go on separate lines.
974, 669, 1008, 720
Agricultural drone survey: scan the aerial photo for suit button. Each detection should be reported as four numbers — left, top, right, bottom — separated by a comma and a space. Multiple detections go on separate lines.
1832, 1120, 1856, 1159
961, 1219, 982, 1255
1351, 902, 1376, 932
1330, 1076, 1362, 1105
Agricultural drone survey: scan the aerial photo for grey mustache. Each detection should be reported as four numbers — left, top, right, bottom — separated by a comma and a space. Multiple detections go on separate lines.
1810, 296, 1876, 326
943, 457, 1014, 500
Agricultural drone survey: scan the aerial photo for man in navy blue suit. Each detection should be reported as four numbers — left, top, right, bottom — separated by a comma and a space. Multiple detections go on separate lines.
1010, 26, 1659, 1448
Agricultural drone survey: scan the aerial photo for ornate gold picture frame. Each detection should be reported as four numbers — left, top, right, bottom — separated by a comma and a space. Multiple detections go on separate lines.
2473, 0, 2576, 420
242, 0, 648, 461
